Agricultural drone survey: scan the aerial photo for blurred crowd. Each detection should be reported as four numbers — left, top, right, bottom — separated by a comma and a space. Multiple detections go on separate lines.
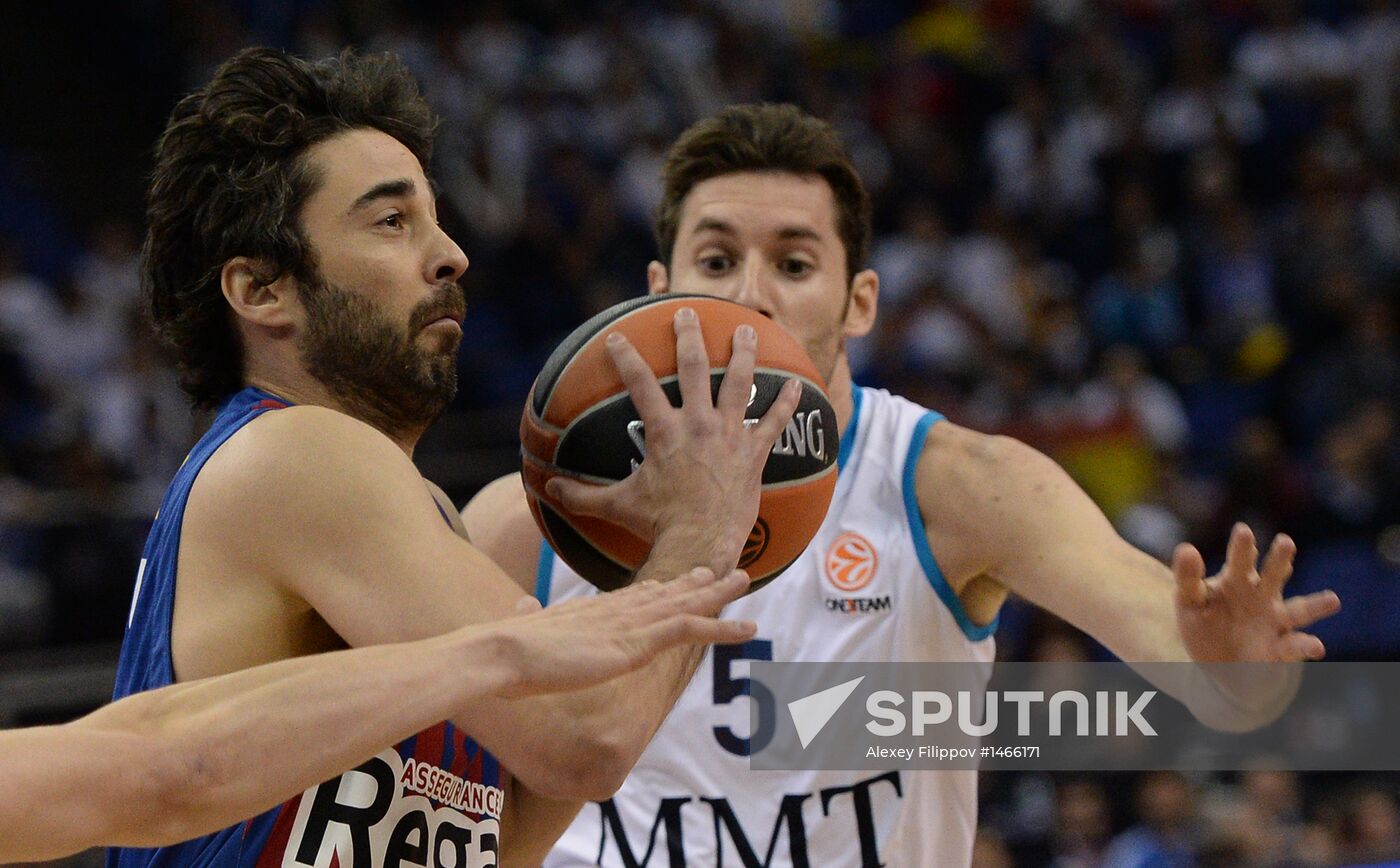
1, 1, 1399, 863
975, 769, 1400, 867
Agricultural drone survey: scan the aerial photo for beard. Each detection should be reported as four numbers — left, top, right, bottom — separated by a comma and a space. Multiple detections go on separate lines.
803, 308, 847, 386
297, 271, 465, 438
806, 333, 843, 386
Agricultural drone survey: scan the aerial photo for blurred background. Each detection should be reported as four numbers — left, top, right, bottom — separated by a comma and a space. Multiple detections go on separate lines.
0, 0, 1397, 865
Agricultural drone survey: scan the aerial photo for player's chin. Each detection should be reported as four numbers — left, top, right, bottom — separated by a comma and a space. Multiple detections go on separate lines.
407, 348, 459, 395
424, 356, 458, 388
417, 327, 464, 357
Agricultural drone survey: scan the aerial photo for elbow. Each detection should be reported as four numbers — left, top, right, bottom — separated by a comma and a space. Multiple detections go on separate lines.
572, 738, 636, 801
513, 732, 636, 802
139, 733, 240, 844
69, 698, 246, 848
88, 732, 215, 847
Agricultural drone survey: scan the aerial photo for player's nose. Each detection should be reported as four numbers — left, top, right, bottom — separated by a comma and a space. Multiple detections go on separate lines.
426, 226, 469, 285
731, 257, 775, 319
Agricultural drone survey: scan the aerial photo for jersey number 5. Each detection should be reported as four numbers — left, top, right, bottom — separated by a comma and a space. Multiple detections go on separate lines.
711, 639, 775, 756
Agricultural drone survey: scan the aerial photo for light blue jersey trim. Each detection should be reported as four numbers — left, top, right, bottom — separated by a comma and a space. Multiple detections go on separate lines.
535, 543, 556, 605
837, 383, 863, 472
902, 412, 999, 642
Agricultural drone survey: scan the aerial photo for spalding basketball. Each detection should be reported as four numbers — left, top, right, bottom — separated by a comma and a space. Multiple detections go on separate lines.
520, 293, 838, 593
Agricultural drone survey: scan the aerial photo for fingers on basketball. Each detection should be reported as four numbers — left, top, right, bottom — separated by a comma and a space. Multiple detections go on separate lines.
522, 295, 838, 593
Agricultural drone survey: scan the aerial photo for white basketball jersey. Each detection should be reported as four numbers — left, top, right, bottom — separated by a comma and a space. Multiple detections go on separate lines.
538, 387, 997, 868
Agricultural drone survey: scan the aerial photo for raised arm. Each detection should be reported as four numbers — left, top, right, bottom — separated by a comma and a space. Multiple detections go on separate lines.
0, 569, 755, 863
916, 421, 1340, 726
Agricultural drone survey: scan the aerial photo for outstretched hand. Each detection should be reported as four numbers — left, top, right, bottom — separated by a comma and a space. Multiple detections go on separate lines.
544, 306, 801, 572
1174, 523, 1341, 663
490, 566, 757, 698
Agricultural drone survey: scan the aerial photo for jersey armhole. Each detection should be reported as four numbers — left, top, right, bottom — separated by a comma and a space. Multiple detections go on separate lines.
837, 383, 864, 472
535, 542, 556, 606
902, 412, 999, 642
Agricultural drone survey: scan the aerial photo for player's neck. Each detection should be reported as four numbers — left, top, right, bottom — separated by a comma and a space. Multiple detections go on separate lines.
826, 356, 857, 441
242, 360, 423, 457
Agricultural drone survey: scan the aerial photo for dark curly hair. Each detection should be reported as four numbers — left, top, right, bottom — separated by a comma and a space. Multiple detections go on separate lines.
655, 103, 872, 283
144, 47, 437, 408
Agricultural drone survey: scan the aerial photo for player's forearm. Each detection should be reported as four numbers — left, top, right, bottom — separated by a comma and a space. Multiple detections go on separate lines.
641, 519, 744, 582
979, 439, 1306, 728
63, 629, 503, 852
0, 726, 156, 861
0, 633, 498, 861
451, 531, 722, 801
1004, 539, 1189, 665
1091, 554, 1192, 665
448, 520, 733, 800
454, 637, 705, 802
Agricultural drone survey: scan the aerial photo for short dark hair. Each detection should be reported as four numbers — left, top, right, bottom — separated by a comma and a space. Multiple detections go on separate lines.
655, 103, 872, 281
144, 47, 437, 408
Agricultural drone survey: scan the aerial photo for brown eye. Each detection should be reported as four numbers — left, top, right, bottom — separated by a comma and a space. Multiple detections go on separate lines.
781, 259, 813, 277
700, 255, 732, 274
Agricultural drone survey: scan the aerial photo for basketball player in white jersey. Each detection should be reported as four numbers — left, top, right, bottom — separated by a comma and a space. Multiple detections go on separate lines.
463, 104, 1341, 867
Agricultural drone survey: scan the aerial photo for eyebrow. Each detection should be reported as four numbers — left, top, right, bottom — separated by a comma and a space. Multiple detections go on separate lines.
691, 216, 823, 243
346, 178, 416, 215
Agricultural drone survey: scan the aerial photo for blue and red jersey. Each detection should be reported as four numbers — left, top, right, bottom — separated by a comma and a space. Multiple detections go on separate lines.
110, 387, 502, 868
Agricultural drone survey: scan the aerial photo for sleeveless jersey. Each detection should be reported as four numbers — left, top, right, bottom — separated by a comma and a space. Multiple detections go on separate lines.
537, 386, 997, 868
109, 387, 503, 868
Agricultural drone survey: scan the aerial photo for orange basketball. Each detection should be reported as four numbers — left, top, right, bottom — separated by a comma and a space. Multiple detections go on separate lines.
520, 294, 838, 593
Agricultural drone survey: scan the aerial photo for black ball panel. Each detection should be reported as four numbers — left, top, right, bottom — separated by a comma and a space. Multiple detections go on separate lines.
554, 372, 837, 484
538, 502, 632, 592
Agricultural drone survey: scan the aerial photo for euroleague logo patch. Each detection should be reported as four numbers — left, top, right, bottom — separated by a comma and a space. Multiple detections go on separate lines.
825, 531, 878, 592
740, 517, 770, 568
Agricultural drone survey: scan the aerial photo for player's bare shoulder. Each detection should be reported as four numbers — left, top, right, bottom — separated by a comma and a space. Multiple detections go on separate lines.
917, 420, 1005, 490
917, 421, 1057, 498
186, 405, 438, 556
462, 473, 541, 593
916, 419, 1094, 556
172, 406, 422, 682
912, 421, 1066, 584
204, 402, 412, 485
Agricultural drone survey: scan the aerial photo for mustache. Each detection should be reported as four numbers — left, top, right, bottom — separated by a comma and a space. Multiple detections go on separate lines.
409, 283, 467, 332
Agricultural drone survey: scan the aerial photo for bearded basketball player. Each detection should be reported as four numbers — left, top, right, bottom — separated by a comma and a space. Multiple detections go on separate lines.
111, 50, 802, 867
